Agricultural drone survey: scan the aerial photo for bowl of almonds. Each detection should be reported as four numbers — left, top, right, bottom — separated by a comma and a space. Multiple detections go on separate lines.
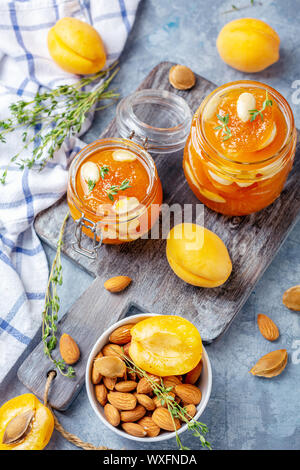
86, 314, 212, 444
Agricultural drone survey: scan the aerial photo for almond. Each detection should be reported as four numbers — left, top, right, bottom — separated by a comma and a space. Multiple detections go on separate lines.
138, 417, 160, 437
153, 392, 175, 408
121, 422, 147, 437
109, 324, 134, 344
115, 381, 137, 392
174, 384, 202, 405
135, 394, 155, 411
104, 404, 120, 427
120, 405, 146, 422
102, 343, 123, 358
250, 349, 288, 378
163, 376, 182, 391
152, 408, 181, 431
92, 351, 103, 384
103, 377, 117, 390
185, 360, 203, 385
59, 333, 80, 365
123, 342, 132, 358
95, 384, 107, 406
137, 375, 160, 394
283, 285, 300, 311
257, 314, 279, 341
169, 65, 196, 90
107, 391, 137, 410
181, 404, 197, 421
104, 276, 132, 293
94, 356, 126, 378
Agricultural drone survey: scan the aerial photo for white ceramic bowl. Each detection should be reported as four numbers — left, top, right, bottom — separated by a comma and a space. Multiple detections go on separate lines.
86, 313, 212, 443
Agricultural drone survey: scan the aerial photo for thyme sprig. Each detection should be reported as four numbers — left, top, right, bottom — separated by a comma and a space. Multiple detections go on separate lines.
87, 179, 96, 192
42, 212, 75, 378
249, 91, 273, 122
121, 352, 212, 450
107, 178, 131, 201
100, 165, 109, 180
215, 113, 232, 141
0, 63, 119, 184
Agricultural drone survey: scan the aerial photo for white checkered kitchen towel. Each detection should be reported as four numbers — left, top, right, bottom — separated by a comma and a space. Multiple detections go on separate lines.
0, 0, 140, 383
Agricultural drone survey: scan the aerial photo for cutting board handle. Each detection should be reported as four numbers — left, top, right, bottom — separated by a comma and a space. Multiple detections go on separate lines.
18, 276, 131, 410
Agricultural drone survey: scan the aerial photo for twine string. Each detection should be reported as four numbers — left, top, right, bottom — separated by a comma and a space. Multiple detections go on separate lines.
44, 371, 109, 451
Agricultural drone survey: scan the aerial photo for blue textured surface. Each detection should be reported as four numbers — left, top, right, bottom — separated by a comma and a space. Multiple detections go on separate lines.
2, 0, 300, 450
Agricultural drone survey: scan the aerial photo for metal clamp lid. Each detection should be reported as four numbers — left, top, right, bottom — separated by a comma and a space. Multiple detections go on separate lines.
71, 215, 102, 259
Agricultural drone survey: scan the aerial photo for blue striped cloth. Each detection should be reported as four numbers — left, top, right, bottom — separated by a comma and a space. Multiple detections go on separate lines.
0, 0, 139, 382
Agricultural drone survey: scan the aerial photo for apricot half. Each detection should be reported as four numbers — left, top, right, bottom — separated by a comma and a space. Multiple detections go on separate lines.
217, 18, 280, 73
129, 316, 202, 376
166, 223, 232, 287
48, 17, 106, 74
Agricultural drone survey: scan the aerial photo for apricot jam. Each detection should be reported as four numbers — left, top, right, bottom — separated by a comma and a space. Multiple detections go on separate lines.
183, 81, 297, 216
68, 139, 163, 244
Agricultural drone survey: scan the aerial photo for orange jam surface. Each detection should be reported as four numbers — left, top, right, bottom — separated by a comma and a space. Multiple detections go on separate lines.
69, 146, 162, 244
76, 149, 150, 212
183, 84, 296, 216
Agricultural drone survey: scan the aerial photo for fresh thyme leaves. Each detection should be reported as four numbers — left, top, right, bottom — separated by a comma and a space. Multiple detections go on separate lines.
0, 63, 119, 184
107, 179, 131, 201
87, 179, 96, 192
249, 91, 273, 122
100, 165, 109, 180
121, 352, 212, 450
42, 211, 75, 378
215, 113, 232, 141
223, 0, 258, 13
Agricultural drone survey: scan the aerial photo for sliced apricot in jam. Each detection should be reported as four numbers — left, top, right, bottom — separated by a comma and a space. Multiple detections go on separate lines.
129, 316, 202, 376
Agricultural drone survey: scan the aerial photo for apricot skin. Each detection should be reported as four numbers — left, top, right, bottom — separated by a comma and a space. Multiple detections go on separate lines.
48, 17, 106, 75
217, 18, 280, 73
166, 223, 232, 288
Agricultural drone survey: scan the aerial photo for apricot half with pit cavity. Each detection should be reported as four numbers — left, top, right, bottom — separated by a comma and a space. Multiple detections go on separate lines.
129, 316, 202, 376
217, 18, 280, 73
166, 223, 232, 287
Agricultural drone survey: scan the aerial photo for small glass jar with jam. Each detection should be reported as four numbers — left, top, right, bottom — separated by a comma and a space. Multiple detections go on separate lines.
68, 89, 192, 258
183, 80, 297, 216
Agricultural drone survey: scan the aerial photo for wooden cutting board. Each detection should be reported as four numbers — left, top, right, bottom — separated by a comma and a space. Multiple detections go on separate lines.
18, 61, 300, 410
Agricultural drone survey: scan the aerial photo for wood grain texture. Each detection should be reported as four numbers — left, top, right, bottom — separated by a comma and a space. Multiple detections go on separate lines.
18, 62, 300, 410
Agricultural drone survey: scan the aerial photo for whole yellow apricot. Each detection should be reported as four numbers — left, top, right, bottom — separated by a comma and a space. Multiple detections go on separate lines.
129, 316, 202, 376
217, 18, 280, 73
48, 17, 106, 74
166, 223, 232, 287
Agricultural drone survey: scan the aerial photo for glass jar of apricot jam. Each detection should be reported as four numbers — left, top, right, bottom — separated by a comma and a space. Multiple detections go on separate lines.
68, 138, 163, 255
68, 89, 191, 258
183, 81, 297, 216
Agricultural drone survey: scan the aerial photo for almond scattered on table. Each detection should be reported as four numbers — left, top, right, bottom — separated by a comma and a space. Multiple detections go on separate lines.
104, 276, 132, 293
283, 285, 300, 311
257, 314, 279, 341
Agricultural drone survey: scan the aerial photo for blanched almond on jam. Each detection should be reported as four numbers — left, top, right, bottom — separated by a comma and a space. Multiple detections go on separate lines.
237, 92, 256, 122
113, 197, 140, 215
112, 149, 137, 162
80, 161, 100, 184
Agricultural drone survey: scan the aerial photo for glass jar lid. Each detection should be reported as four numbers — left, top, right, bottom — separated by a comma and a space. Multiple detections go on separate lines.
116, 89, 192, 153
